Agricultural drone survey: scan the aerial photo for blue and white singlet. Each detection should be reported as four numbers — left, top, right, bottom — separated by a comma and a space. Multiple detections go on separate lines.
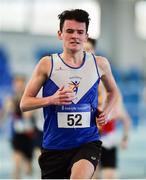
42, 52, 101, 150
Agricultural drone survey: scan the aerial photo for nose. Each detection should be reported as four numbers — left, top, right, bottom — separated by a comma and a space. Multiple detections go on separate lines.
71, 31, 79, 38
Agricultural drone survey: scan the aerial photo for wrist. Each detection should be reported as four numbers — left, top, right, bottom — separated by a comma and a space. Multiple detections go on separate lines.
45, 96, 52, 106
122, 134, 128, 141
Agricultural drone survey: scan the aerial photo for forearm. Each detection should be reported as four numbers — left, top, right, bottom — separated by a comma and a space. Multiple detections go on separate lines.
20, 96, 52, 112
121, 111, 131, 138
103, 92, 119, 119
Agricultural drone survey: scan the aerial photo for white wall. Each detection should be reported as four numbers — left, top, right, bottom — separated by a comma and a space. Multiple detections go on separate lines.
0, 0, 146, 77
0, 33, 62, 78
98, 0, 146, 73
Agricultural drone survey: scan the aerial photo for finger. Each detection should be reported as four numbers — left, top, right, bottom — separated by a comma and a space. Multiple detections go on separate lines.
61, 89, 74, 94
59, 93, 76, 99
96, 116, 105, 121
59, 90, 74, 95
96, 117, 107, 124
96, 119, 103, 124
98, 113, 105, 118
60, 97, 75, 102
59, 101, 73, 105
98, 121, 107, 126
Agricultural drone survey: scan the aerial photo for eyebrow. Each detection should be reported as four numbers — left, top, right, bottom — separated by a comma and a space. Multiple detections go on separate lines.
65, 28, 85, 32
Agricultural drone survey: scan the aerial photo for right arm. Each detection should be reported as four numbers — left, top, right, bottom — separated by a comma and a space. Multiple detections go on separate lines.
20, 56, 75, 112
114, 96, 131, 148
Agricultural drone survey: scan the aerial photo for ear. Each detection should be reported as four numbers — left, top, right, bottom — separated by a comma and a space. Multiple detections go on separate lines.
84, 33, 89, 42
58, 30, 62, 40
86, 33, 89, 40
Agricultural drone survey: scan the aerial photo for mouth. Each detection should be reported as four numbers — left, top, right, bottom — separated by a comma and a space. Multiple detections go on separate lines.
70, 42, 80, 45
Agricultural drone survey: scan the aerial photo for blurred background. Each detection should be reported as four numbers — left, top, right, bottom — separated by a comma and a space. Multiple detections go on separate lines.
0, 0, 146, 179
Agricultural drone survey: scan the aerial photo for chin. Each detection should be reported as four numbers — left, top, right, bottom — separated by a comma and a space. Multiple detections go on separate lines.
70, 47, 81, 52
70, 49, 80, 53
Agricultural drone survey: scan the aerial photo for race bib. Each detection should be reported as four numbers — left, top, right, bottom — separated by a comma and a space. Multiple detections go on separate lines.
57, 104, 91, 128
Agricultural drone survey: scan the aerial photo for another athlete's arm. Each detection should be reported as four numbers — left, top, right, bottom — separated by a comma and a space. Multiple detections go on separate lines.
117, 99, 131, 148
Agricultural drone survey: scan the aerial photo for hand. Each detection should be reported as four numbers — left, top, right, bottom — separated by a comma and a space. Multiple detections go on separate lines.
50, 86, 76, 105
120, 136, 128, 149
96, 108, 109, 126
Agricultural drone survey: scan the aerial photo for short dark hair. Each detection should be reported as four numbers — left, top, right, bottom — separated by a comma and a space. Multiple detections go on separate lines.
87, 38, 97, 49
58, 9, 90, 32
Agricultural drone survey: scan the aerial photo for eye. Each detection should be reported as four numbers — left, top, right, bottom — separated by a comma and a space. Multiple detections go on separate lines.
77, 30, 84, 34
66, 29, 74, 34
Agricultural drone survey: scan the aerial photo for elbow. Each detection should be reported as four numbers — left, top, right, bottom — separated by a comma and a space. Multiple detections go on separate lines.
20, 99, 27, 112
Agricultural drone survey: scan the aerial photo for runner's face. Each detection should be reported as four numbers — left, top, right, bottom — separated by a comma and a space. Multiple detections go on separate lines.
58, 20, 88, 52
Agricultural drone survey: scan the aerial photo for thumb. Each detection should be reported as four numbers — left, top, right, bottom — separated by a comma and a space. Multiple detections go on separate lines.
96, 108, 103, 117
59, 86, 64, 91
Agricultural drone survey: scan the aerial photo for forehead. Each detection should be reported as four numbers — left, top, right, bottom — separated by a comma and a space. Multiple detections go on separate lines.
63, 20, 86, 30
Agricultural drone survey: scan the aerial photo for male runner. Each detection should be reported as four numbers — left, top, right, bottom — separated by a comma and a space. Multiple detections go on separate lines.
20, 9, 119, 179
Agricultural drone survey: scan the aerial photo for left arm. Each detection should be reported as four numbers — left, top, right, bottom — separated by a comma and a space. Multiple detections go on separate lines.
96, 56, 120, 126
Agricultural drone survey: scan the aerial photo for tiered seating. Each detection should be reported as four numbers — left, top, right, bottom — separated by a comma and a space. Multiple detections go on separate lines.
0, 47, 13, 98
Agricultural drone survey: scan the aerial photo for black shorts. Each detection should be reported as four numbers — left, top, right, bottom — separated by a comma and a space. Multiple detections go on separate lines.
100, 146, 117, 168
38, 140, 102, 179
34, 129, 43, 148
11, 133, 34, 160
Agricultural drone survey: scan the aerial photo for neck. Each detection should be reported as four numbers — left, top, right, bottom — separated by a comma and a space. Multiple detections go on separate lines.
61, 50, 84, 67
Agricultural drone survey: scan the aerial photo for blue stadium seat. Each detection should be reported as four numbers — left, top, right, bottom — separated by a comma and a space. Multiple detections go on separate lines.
0, 47, 12, 98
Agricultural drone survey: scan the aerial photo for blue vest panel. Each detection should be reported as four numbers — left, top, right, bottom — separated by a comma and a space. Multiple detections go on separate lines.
42, 52, 100, 150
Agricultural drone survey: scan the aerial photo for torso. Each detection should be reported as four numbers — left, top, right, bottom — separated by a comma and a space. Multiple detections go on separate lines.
42, 52, 101, 149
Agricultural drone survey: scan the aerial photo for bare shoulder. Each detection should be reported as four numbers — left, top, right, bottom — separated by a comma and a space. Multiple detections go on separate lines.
95, 56, 111, 76
38, 56, 52, 67
35, 56, 52, 76
95, 56, 110, 68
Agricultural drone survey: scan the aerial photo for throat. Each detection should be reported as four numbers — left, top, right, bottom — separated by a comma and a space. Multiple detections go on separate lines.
60, 52, 85, 67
